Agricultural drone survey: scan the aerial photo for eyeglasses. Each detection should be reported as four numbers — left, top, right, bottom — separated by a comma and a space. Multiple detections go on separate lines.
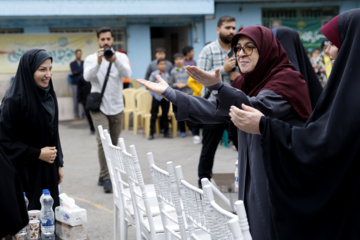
233, 45, 257, 56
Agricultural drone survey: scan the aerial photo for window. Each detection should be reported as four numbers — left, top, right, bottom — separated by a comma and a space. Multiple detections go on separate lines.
262, 7, 339, 28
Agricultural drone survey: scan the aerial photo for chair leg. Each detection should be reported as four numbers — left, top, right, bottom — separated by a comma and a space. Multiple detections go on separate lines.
133, 113, 139, 135
155, 118, 160, 136
114, 203, 119, 240
144, 114, 151, 139
172, 118, 177, 137
124, 112, 130, 130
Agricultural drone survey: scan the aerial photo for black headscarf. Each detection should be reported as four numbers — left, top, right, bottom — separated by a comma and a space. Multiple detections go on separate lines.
230, 26, 312, 121
273, 27, 323, 108
0, 49, 63, 210
260, 9, 360, 239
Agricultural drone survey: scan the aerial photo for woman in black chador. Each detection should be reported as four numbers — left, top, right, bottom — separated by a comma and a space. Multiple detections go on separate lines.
230, 9, 360, 240
0, 49, 64, 210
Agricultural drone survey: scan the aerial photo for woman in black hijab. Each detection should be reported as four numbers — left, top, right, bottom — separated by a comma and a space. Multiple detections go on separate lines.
272, 27, 323, 109
230, 9, 360, 239
137, 25, 313, 240
0, 49, 64, 211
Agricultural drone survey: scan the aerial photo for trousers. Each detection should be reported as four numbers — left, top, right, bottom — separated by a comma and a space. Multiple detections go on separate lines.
90, 110, 123, 180
198, 123, 229, 181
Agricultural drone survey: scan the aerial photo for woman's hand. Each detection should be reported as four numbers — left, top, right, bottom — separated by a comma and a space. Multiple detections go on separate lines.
186, 66, 221, 87
229, 104, 264, 135
136, 75, 169, 94
39, 146, 57, 164
58, 167, 64, 184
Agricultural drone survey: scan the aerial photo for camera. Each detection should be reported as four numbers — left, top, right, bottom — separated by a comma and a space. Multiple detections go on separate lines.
104, 48, 114, 59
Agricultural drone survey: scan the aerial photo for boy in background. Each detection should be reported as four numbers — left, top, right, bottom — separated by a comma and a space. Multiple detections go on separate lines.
171, 53, 199, 140
182, 46, 196, 66
148, 59, 172, 140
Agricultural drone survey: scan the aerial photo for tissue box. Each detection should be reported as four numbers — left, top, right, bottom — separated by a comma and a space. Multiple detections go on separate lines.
55, 206, 87, 227
55, 221, 87, 240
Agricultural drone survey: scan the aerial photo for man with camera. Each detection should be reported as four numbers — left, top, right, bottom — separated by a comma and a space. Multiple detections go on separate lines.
84, 26, 131, 193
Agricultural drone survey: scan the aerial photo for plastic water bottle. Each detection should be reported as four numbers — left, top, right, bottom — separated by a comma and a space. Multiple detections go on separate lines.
40, 190, 55, 235
234, 159, 239, 193
40, 189, 49, 203
17, 192, 29, 235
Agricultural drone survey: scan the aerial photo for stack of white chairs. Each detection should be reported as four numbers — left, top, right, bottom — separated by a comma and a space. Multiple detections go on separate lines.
147, 154, 188, 239
99, 126, 157, 240
99, 126, 253, 240
98, 125, 127, 240
120, 143, 179, 240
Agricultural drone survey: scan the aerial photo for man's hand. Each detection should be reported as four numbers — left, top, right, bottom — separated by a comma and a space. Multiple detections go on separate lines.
97, 48, 104, 65
39, 146, 57, 164
186, 66, 221, 87
223, 56, 236, 73
136, 75, 169, 94
229, 104, 264, 135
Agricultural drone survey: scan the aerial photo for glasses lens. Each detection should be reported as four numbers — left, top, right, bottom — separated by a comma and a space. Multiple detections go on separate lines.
244, 46, 252, 55
233, 46, 238, 54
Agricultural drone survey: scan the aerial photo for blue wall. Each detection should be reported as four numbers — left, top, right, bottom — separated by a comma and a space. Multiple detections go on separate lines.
127, 24, 151, 79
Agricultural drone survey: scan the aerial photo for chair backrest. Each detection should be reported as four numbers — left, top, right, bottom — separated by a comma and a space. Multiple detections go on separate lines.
130, 79, 141, 89
147, 154, 187, 239
106, 137, 134, 218
175, 166, 211, 240
228, 218, 245, 240
97, 125, 118, 198
123, 88, 137, 110
202, 184, 242, 240
136, 90, 152, 114
120, 144, 158, 239
234, 201, 252, 240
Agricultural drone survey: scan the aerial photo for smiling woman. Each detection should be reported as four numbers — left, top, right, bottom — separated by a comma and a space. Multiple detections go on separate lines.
33, 58, 52, 88
0, 49, 64, 215
136, 25, 314, 240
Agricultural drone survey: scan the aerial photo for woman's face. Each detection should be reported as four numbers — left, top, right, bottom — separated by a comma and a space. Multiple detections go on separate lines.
33, 58, 52, 88
234, 36, 259, 74
325, 43, 339, 61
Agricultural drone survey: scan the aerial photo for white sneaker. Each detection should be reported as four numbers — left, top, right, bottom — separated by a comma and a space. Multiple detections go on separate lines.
193, 135, 201, 144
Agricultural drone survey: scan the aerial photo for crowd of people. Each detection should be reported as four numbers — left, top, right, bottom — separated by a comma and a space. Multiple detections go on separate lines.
0, 8, 357, 239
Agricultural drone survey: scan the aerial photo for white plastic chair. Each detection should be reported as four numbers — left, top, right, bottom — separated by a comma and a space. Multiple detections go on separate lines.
121, 144, 177, 240
175, 166, 212, 240
234, 201, 252, 240
147, 154, 188, 239
228, 218, 245, 240
99, 126, 158, 240
98, 125, 123, 240
202, 183, 242, 240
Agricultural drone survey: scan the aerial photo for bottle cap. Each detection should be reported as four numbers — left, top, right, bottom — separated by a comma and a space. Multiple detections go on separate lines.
23, 192, 26, 196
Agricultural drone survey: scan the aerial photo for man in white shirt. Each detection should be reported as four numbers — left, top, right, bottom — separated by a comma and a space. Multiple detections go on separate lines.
84, 26, 131, 193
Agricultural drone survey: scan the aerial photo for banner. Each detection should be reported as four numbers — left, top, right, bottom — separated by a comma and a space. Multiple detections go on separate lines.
282, 19, 325, 53
0, 34, 98, 73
